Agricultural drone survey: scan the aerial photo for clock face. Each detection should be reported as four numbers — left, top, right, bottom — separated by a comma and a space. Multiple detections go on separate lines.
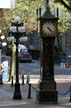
42, 22, 55, 36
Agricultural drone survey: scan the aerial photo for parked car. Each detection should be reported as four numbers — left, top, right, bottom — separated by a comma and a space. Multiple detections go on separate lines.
18, 48, 32, 62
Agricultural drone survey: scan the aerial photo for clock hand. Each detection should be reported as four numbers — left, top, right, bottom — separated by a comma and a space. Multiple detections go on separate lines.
47, 26, 52, 32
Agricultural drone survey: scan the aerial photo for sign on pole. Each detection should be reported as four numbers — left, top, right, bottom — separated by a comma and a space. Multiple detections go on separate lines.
0, 0, 16, 9
60, 62, 65, 68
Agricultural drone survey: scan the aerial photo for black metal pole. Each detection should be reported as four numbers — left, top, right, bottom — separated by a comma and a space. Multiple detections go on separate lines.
26, 74, 30, 84
69, 86, 71, 102
22, 74, 24, 85
15, 37, 19, 83
13, 26, 22, 99
27, 83, 31, 99
0, 47, 3, 85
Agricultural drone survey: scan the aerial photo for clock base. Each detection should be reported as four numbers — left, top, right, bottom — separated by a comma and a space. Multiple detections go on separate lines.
37, 80, 58, 104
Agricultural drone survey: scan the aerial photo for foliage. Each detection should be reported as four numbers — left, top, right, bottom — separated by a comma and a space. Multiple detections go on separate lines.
1, 0, 71, 33
52, 0, 71, 32
5, 0, 43, 32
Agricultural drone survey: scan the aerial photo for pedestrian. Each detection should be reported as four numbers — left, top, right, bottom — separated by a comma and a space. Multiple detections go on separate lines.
1, 60, 8, 82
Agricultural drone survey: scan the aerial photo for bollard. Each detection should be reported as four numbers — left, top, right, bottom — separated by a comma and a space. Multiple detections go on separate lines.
70, 86, 71, 102
22, 74, 24, 85
0, 74, 3, 85
11, 76, 13, 87
26, 74, 30, 84
27, 83, 31, 99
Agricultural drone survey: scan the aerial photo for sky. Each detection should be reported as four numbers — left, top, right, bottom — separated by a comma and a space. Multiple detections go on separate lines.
0, 0, 16, 9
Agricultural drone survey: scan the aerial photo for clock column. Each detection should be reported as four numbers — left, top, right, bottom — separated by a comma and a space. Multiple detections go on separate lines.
37, 37, 58, 104
41, 37, 55, 80
37, 0, 58, 104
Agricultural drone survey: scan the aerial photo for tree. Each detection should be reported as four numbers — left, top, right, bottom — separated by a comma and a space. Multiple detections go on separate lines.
53, 0, 71, 32
5, 0, 43, 32
54, 0, 71, 53
1, 0, 71, 33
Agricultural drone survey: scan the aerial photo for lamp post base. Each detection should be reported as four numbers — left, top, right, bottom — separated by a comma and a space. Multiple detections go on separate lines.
37, 80, 58, 104
13, 83, 22, 100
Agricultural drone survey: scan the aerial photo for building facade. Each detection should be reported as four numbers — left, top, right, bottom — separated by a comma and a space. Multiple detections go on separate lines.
60, 29, 71, 52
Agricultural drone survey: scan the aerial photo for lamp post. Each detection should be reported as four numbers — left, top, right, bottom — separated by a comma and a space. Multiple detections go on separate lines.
37, 0, 58, 104
10, 16, 25, 100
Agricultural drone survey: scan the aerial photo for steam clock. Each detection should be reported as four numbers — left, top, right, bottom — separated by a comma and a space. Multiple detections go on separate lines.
37, 0, 58, 103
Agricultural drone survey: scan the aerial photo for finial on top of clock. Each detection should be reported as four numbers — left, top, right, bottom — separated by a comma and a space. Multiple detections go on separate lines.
45, 0, 49, 8
40, 0, 54, 19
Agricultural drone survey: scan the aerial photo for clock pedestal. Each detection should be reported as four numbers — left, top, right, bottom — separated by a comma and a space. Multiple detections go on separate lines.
37, 37, 58, 104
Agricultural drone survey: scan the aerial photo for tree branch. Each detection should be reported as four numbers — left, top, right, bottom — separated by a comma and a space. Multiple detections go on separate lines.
61, 0, 71, 10
56, 0, 71, 10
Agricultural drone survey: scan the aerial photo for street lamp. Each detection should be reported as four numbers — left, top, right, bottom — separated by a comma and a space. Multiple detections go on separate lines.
9, 16, 25, 100
37, 0, 58, 104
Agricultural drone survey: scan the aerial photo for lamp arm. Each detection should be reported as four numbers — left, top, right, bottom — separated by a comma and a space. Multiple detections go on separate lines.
56, 0, 71, 10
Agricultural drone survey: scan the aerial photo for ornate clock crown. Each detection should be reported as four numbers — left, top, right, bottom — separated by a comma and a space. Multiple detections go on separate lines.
40, 0, 56, 19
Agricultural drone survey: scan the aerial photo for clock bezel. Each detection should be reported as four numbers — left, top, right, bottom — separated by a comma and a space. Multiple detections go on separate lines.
42, 22, 55, 35
40, 20, 58, 37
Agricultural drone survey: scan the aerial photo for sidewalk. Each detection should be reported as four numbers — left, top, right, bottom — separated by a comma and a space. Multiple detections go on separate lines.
0, 76, 71, 108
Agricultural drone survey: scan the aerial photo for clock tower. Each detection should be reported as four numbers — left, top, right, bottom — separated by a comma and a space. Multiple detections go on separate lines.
37, 0, 58, 104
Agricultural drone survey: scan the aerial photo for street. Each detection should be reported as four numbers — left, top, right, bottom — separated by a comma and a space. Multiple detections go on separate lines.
19, 60, 40, 75
19, 60, 71, 76
18, 60, 71, 84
